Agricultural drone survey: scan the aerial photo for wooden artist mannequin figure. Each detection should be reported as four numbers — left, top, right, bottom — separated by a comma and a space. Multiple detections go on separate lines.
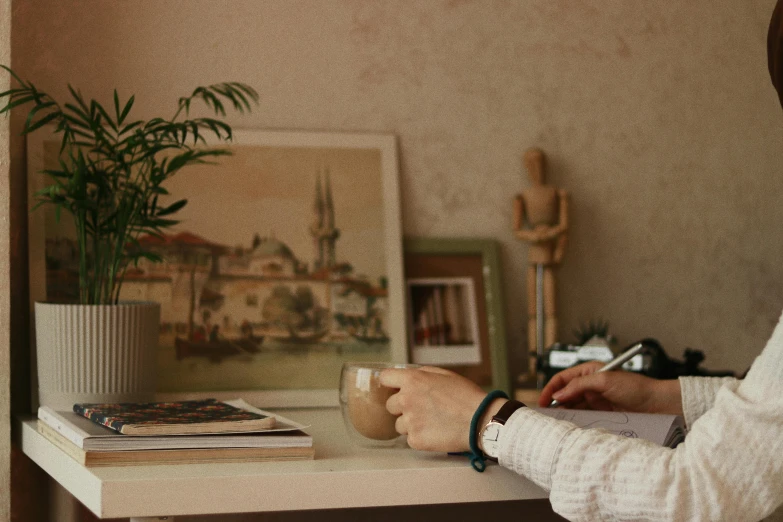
513, 148, 569, 382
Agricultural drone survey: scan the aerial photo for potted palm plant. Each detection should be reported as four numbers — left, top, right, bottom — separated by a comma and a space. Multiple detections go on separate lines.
0, 65, 258, 408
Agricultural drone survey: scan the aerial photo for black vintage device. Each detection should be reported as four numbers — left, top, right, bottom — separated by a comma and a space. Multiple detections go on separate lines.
538, 338, 736, 385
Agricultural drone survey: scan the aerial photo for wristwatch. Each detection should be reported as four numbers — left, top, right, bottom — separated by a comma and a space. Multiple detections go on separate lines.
478, 400, 526, 461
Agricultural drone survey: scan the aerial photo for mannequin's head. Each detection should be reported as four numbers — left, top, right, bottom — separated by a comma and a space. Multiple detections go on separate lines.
769, 0, 783, 108
523, 147, 546, 185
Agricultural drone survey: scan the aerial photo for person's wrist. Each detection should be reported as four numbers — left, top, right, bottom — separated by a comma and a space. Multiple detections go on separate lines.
476, 398, 508, 446
466, 390, 508, 472
643, 377, 681, 415
656, 378, 684, 416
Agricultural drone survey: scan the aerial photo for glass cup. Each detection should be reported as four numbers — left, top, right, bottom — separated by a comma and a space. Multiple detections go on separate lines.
339, 362, 419, 447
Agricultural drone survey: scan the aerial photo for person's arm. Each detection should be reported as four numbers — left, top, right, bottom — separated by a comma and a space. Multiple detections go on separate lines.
537, 360, 741, 428
678, 375, 740, 428
501, 316, 783, 521
500, 385, 782, 520
381, 312, 783, 521
538, 361, 683, 414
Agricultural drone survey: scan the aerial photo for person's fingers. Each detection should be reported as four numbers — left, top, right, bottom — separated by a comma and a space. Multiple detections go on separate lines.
379, 368, 408, 388
551, 372, 611, 404
395, 414, 408, 435
538, 383, 560, 407
540, 362, 598, 398
539, 361, 603, 406
386, 392, 403, 416
539, 372, 572, 406
418, 366, 455, 376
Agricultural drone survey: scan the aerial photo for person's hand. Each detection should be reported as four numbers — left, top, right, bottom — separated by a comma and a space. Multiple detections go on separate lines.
380, 366, 496, 452
538, 361, 683, 415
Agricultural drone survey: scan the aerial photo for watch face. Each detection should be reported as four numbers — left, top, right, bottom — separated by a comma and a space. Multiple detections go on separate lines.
480, 421, 502, 458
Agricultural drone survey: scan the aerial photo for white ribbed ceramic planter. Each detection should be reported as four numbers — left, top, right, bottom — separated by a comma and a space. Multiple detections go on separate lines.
35, 301, 160, 410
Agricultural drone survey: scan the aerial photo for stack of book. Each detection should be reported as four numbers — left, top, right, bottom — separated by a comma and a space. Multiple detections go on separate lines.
36, 398, 314, 467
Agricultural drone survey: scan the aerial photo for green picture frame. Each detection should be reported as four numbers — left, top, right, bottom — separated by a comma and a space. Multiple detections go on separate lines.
403, 237, 510, 395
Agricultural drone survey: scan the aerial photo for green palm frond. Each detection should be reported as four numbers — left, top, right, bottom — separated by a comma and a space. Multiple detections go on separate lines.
0, 65, 259, 304
572, 318, 611, 345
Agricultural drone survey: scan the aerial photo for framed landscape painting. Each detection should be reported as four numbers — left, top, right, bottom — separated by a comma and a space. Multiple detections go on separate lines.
28, 128, 408, 407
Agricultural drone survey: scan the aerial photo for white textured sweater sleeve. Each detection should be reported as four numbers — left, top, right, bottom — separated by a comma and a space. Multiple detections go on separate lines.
499, 311, 783, 522
679, 375, 740, 428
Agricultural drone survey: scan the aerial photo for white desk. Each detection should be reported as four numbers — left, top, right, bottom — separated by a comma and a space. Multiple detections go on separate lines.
17, 408, 550, 520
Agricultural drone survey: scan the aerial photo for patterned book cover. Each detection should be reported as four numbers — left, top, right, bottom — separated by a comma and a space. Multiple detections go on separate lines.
72, 398, 276, 436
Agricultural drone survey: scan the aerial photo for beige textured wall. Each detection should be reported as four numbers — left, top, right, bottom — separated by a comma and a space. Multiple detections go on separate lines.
10, 0, 783, 385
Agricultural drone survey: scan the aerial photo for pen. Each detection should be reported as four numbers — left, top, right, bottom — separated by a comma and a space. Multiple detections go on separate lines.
547, 342, 645, 408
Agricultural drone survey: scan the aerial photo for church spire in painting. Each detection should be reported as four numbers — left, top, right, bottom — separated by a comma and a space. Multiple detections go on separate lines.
324, 169, 335, 229
310, 166, 340, 270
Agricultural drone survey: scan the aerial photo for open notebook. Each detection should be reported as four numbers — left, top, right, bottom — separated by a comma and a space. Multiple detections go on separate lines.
533, 408, 686, 448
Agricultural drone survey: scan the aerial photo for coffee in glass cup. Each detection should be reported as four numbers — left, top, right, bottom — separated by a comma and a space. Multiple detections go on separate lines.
339, 362, 419, 447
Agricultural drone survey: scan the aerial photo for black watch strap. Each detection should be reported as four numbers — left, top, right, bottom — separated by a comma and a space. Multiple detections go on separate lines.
491, 399, 527, 425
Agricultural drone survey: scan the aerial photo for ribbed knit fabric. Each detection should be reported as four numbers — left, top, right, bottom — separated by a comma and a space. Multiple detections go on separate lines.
680, 376, 740, 429
499, 310, 783, 521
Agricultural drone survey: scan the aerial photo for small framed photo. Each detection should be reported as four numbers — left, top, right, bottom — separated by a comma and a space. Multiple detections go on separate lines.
403, 238, 510, 394
407, 277, 482, 366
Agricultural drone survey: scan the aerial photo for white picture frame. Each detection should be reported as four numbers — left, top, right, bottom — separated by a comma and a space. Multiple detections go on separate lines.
27, 128, 408, 408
